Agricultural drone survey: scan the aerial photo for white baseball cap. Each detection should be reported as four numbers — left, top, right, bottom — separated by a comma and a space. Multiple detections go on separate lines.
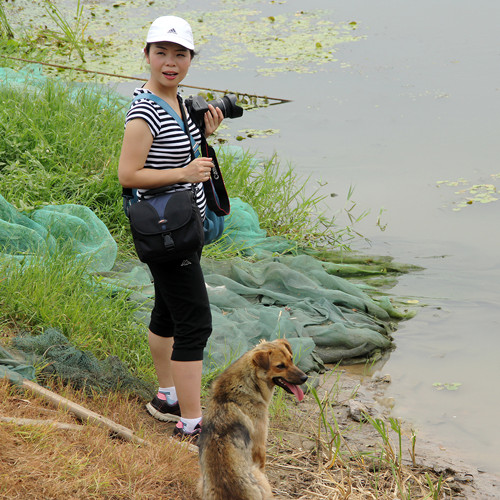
146, 16, 195, 51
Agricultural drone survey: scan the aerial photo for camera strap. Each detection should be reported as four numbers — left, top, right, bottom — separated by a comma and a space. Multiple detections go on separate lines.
177, 96, 231, 217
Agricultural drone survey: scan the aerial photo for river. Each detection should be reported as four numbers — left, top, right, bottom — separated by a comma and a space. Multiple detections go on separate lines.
182, 0, 500, 477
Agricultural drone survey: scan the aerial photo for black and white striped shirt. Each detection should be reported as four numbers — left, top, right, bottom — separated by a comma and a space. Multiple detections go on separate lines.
125, 88, 207, 219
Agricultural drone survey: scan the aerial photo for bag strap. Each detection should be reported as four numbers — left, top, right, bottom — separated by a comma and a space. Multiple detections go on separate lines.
131, 92, 185, 131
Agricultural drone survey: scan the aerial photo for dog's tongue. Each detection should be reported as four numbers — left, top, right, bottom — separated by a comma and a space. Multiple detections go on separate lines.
283, 381, 304, 402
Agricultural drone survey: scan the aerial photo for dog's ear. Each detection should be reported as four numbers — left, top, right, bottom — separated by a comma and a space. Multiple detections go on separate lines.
274, 338, 293, 355
253, 349, 271, 370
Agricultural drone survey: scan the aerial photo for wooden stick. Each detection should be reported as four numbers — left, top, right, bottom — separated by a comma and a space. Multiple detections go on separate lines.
0, 54, 292, 103
0, 415, 84, 431
20, 379, 198, 453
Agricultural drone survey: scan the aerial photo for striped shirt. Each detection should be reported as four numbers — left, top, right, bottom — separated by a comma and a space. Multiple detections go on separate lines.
125, 88, 207, 219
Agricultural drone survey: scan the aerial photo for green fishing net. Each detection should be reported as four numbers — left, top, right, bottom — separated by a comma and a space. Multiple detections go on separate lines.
0, 194, 117, 272
1, 328, 154, 399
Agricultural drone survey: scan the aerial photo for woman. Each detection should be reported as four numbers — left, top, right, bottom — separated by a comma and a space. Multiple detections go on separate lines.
118, 15, 224, 441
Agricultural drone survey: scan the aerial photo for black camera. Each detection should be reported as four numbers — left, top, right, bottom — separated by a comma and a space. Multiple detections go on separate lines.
185, 94, 244, 134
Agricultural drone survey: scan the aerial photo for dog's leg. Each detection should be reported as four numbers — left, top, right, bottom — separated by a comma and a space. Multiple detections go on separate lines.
253, 467, 273, 499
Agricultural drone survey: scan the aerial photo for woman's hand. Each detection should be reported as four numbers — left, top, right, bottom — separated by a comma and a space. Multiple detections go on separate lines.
182, 157, 214, 183
204, 104, 224, 137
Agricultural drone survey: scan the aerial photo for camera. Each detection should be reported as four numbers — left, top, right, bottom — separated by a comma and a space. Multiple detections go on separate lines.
185, 94, 244, 134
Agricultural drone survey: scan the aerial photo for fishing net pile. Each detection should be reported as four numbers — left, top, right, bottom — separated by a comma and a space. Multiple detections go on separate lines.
0, 192, 414, 391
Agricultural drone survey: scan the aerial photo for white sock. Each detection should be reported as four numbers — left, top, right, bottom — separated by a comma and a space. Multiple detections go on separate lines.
180, 416, 202, 433
158, 386, 177, 405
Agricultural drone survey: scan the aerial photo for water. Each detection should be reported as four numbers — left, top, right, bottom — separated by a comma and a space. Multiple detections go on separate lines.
116, 0, 500, 476
192, 0, 500, 476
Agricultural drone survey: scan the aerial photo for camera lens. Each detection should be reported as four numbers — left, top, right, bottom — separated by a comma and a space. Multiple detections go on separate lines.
208, 95, 244, 119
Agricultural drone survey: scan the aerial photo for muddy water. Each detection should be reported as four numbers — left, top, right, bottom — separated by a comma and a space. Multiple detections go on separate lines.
112, 0, 500, 477
186, 0, 500, 476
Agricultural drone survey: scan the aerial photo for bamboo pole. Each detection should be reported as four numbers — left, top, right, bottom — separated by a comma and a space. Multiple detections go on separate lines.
0, 415, 85, 431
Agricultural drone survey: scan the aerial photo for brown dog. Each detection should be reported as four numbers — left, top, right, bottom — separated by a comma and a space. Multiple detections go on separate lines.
198, 338, 308, 500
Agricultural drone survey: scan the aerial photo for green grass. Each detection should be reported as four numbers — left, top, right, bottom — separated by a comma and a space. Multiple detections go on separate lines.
42, 0, 88, 63
0, 4, 14, 39
0, 78, 133, 252
0, 250, 155, 382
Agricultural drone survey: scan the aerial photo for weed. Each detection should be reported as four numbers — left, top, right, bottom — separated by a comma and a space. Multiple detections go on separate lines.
0, 249, 152, 381
0, 4, 14, 39
42, 0, 88, 62
426, 472, 445, 499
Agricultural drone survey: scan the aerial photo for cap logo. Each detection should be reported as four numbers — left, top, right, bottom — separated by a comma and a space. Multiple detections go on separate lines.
167, 28, 177, 34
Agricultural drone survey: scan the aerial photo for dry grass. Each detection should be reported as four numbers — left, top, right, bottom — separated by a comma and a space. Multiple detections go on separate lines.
0, 379, 199, 500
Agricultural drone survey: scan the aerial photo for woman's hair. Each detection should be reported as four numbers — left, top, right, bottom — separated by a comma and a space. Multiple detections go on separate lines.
144, 43, 196, 59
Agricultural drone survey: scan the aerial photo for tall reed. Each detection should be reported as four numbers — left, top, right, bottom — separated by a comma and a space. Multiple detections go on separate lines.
0, 3, 14, 39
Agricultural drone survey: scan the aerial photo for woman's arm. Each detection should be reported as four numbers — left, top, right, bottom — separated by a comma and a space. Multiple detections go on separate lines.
118, 118, 214, 188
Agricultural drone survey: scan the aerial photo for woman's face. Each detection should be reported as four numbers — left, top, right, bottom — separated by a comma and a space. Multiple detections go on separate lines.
145, 42, 192, 90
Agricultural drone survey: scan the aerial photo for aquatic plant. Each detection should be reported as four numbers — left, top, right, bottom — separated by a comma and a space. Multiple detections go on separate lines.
42, 0, 88, 62
1, 1, 362, 78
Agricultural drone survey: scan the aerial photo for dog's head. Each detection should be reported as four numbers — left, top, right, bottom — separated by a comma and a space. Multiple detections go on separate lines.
251, 339, 308, 401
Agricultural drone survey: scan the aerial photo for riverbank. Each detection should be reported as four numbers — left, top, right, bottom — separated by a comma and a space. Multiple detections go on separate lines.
301, 367, 500, 499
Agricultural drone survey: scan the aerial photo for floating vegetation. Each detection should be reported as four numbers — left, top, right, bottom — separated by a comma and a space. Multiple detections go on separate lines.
433, 382, 462, 391
235, 128, 280, 141
1, 1, 362, 78
190, 9, 361, 75
436, 175, 499, 211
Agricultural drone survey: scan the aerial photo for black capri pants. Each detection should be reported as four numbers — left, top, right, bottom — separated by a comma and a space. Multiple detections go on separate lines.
147, 251, 212, 362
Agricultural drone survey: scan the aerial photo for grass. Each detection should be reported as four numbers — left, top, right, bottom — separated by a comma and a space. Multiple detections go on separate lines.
0, 3, 14, 39
0, 250, 155, 384
0, 0, 105, 64
42, 0, 88, 63
0, 78, 131, 249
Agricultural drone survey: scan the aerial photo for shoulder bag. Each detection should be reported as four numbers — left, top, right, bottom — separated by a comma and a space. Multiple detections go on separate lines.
128, 185, 204, 264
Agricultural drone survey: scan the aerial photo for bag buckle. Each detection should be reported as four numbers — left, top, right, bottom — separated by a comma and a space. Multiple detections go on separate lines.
163, 233, 174, 250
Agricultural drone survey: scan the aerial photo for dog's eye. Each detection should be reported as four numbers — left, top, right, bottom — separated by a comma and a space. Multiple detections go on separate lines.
276, 363, 286, 369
